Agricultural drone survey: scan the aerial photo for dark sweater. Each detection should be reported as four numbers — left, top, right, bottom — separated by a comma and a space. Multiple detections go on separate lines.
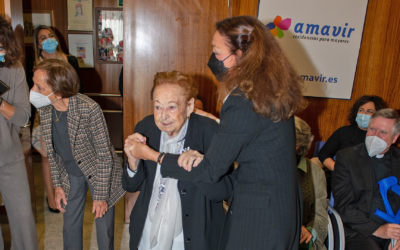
318, 123, 367, 197
318, 123, 367, 164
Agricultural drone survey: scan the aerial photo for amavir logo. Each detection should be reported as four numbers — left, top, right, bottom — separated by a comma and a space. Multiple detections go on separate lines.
266, 16, 356, 40
294, 23, 355, 38
266, 15, 292, 39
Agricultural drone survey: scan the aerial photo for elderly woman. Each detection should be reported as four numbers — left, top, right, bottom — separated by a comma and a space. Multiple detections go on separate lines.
30, 59, 125, 249
295, 117, 328, 250
0, 16, 38, 250
123, 71, 234, 250
129, 16, 306, 249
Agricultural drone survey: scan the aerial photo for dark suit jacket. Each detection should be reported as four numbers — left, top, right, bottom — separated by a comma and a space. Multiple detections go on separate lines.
122, 114, 235, 250
162, 88, 302, 250
332, 143, 400, 238
38, 93, 125, 208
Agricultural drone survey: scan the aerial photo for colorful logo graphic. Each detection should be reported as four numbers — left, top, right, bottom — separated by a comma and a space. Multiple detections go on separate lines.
266, 16, 292, 38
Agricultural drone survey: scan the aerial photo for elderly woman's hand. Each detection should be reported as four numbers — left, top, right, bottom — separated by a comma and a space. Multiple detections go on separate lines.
178, 150, 204, 171
92, 200, 108, 219
124, 133, 147, 171
300, 226, 313, 244
55, 187, 67, 213
129, 139, 157, 162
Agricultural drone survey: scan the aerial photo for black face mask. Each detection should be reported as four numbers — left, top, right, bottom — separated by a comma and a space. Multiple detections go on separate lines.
207, 52, 234, 81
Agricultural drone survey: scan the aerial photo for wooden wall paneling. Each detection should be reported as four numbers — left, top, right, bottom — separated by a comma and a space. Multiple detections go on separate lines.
231, 0, 259, 17
0, 0, 5, 18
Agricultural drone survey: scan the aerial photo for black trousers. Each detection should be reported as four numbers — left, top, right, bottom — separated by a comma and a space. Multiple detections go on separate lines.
345, 227, 391, 250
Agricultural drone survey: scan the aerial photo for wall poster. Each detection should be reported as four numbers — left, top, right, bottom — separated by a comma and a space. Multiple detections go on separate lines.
67, 0, 93, 31
258, 0, 369, 99
68, 34, 94, 68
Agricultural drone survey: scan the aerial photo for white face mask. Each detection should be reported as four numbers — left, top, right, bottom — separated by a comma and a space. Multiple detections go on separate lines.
30, 90, 55, 108
365, 136, 389, 157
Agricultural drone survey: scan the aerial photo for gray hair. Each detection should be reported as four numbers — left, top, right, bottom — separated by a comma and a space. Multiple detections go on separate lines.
369, 108, 400, 135
294, 116, 314, 156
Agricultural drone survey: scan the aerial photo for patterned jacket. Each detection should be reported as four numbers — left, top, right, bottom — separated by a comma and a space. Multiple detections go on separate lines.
38, 93, 125, 208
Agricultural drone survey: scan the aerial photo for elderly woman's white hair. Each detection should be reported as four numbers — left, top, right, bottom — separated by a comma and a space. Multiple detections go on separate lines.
295, 116, 314, 156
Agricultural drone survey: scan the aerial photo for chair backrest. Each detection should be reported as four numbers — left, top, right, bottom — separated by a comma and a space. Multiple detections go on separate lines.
313, 141, 326, 158
326, 215, 334, 250
327, 205, 345, 250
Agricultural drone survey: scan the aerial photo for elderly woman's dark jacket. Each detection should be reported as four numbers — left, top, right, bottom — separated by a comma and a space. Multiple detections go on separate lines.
38, 93, 125, 208
161, 88, 302, 250
122, 113, 235, 250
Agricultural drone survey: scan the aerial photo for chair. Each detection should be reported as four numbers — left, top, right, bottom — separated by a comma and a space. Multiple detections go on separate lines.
325, 205, 345, 250
326, 214, 334, 250
313, 141, 326, 158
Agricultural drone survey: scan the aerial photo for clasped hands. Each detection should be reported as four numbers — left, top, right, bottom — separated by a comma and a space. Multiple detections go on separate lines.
124, 133, 204, 171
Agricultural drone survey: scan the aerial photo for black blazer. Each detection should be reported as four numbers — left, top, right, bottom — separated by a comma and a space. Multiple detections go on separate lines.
332, 143, 400, 238
122, 114, 235, 250
162, 88, 302, 250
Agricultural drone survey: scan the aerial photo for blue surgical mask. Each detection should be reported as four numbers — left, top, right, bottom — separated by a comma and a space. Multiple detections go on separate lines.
356, 113, 371, 129
0, 52, 5, 62
41, 38, 58, 54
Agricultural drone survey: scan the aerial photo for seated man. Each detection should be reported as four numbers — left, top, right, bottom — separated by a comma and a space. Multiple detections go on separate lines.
332, 108, 400, 250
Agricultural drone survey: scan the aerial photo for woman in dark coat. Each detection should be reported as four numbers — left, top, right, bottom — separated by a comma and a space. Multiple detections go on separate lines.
123, 71, 234, 250
128, 16, 307, 250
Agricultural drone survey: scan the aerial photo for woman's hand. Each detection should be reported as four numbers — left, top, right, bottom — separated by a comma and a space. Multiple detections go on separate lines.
129, 139, 157, 162
300, 226, 313, 244
92, 200, 108, 219
124, 133, 147, 170
178, 150, 204, 171
55, 187, 67, 213
193, 109, 219, 122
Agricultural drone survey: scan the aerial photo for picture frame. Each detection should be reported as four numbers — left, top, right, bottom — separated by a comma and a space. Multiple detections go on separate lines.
95, 7, 123, 64
118, 0, 123, 7
67, 0, 93, 31
68, 34, 95, 68
23, 10, 54, 45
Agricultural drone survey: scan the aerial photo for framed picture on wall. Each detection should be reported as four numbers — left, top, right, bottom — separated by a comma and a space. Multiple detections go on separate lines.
67, 0, 93, 31
118, 0, 123, 7
95, 7, 123, 64
68, 34, 94, 68
23, 10, 54, 45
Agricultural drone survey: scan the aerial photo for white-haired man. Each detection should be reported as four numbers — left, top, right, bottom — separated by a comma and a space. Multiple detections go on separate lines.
333, 108, 400, 250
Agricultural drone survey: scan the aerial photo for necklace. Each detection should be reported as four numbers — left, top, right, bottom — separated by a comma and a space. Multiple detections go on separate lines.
54, 107, 63, 122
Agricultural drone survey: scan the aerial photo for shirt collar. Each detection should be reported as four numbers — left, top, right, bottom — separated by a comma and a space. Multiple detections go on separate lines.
297, 155, 308, 173
223, 87, 236, 103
